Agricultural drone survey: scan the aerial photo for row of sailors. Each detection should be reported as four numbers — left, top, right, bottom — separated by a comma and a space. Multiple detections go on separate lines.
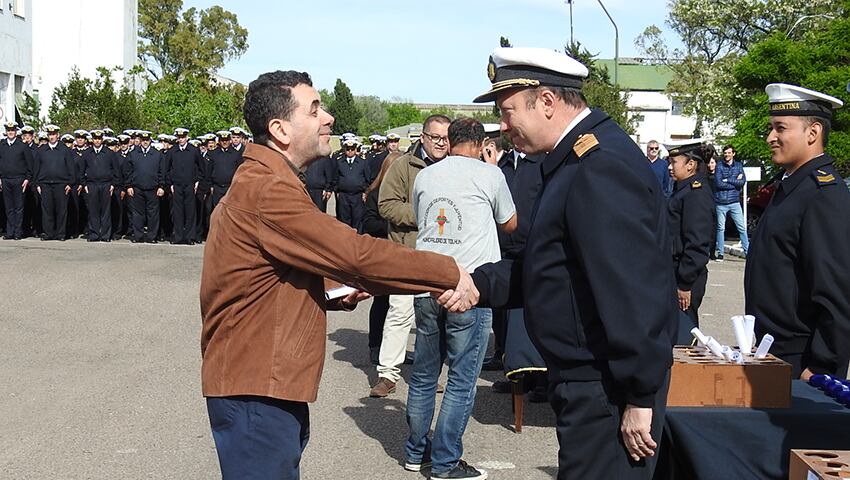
0, 122, 246, 244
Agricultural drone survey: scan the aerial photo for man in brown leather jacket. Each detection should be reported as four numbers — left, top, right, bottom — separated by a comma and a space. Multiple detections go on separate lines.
199, 70, 478, 480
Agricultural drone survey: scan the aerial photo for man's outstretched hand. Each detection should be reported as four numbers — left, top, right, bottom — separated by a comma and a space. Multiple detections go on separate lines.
433, 262, 479, 313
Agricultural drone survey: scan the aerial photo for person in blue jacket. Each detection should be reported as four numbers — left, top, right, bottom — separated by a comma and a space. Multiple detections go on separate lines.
713, 145, 748, 260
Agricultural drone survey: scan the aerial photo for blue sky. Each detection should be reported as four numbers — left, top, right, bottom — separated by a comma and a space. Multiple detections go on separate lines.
184, 0, 678, 103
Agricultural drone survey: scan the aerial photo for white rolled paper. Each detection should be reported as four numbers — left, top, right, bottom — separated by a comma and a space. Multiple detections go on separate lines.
744, 315, 756, 351
730, 350, 745, 364
732, 315, 751, 354
721, 346, 736, 362
754, 334, 774, 359
325, 285, 356, 301
704, 336, 726, 359
691, 327, 709, 346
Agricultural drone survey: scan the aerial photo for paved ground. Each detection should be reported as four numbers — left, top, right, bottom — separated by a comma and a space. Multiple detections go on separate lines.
0, 237, 747, 479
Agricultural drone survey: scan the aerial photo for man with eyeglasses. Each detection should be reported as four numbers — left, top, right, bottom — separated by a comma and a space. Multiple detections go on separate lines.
646, 140, 671, 198
332, 138, 370, 229
371, 114, 451, 398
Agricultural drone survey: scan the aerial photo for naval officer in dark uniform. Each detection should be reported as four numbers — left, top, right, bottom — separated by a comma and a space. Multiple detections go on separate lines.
0, 121, 34, 239
745, 83, 850, 380
165, 127, 205, 244
333, 138, 370, 230
665, 140, 716, 343
81, 129, 120, 241
463, 47, 676, 479
34, 124, 76, 241
124, 131, 165, 243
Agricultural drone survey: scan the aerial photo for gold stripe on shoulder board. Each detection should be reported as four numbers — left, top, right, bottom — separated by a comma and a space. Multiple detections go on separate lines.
691, 180, 702, 188
816, 174, 835, 183
574, 134, 599, 158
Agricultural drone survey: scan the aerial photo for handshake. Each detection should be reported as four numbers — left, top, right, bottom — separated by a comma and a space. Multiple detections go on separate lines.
433, 262, 480, 313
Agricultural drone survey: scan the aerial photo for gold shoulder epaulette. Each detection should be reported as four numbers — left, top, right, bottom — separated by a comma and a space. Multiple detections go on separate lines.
574, 134, 599, 158
816, 173, 836, 184
691, 180, 702, 189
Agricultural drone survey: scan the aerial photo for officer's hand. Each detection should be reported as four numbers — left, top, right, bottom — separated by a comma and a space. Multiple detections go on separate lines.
340, 289, 372, 310
170, 185, 175, 194
84, 186, 89, 194
362, 193, 367, 202
36, 186, 41, 195
322, 190, 331, 201
621, 405, 656, 462
677, 289, 691, 311
435, 263, 479, 313
482, 146, 498, 165
64, 185, 71, 195
800, 368, 815, 381
76, 185, 82, 194
156, 187, 165, 197
22, 179, 29, 192
109, 185, 114, 196
120, 190, 125, 200
127, 187, 135, 198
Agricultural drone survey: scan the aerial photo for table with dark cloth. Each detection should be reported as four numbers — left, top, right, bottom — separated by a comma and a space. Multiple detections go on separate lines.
656, 380, 850, 480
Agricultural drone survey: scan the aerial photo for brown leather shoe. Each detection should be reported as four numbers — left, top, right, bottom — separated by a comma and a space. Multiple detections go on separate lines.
369, 377, 396, 397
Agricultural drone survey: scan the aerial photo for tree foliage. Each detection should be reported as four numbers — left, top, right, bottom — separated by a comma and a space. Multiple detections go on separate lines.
138, 0, 248, 80
566, 42, 635, 134
728, 3, 850, 175
20, 92, 43, 130
48, 67, 144, 132
328, 79, 361, 135
141, 75, 245, 136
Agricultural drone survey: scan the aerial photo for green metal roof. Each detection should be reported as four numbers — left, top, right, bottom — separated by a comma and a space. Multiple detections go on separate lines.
594, 59, 674, 91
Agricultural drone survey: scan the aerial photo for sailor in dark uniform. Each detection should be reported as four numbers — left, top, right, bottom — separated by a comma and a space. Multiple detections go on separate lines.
20, 125, 40, 237
81, 129, 120, 242
124, 131, 165, 243
67, 129, 90, 238
206, 130, 243, 213
366, 135, 388, 183
333, 138, 370, 230
745, 83, 850, 380
664, 139, 716, 344
467, 48, 675, 479
165, 127, 205, 244
304, 155, 335, 212
0, 121, 34, 239
33, 124, 76, 241
111, 134, 132, 239
228, 126, 247, 154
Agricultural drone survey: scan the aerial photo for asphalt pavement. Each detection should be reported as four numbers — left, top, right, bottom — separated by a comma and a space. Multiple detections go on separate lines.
0, 237, 747, 479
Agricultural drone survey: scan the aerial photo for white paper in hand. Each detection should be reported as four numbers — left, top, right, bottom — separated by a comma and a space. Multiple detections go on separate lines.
325, 285, 357, 301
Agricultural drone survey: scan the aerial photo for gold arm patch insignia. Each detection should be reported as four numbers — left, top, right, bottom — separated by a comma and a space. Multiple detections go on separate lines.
574, 134, 599, 158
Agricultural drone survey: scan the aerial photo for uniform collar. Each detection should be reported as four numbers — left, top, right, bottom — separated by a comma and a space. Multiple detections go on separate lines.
673, 173, 699, 194
778, 153, 832, 195
542, 109, 608, 180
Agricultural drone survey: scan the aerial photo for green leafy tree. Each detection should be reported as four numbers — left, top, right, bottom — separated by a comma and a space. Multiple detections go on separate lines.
566, 42, 635, 134
355, 95, 389, 136
319, 88, 335, 110
141, 76, 245, 136
19, 92, 43, 130
419, 106, 457, 120
329, 79, 361, 135
48, 67, 144, 132
386, 101, 422, 128
138, 0, 248, 80
729, 4, 850, 175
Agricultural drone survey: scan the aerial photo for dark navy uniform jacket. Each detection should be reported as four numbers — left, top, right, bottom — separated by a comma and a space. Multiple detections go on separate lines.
497, 150, 543, 258
82, 147, 120, 185
73, 147, 89, 186
305, 156, 335, 191
333, 156, 370, 194
124, 147, 164, 189
165, 144, 205, 187
668, 174, 715, 290
745, 154, 850, 377
472, 109, 676, 407
207, 147, 243, 187
366, 150, 389, 183
0, 138, 33, 179
34, 143, 76, 185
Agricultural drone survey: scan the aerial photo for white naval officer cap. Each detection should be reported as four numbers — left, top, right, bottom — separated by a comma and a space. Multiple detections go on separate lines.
474, 47, 589, 103
174, 127, 190, 136
483, 123, 501, 139
766, 83, 843, 119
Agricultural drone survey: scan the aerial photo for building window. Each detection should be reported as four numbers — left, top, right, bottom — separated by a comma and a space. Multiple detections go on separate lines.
671, 99, 684, 116
13, 0, 25, 17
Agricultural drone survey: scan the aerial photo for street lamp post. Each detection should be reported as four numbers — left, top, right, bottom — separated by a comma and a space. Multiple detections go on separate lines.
596, 0, 619, 85
786, 14, 835, 38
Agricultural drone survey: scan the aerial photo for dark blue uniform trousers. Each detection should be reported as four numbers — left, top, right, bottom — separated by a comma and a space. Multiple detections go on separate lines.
2, 177, 25, 237
40, 183, 69, 240
335, 192, 364, 230
207, 396, 309, 480
86, 183, 112, 241
130, 188, 160, 242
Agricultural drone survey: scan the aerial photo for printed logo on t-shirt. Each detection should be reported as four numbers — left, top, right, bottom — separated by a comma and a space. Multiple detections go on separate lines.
423, 197, 463, 245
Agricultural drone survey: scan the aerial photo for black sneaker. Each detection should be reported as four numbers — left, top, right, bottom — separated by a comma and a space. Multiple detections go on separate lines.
715, 255, 724, 262
431, 459, 487, 479
404, 450, 432, 472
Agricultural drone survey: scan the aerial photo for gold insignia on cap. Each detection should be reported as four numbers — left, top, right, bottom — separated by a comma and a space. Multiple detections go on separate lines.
574, 134, 599, 158
487, 57, 497, 82
691, 180, 702, 189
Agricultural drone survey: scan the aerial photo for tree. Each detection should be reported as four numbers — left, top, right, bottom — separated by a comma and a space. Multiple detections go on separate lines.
138, 0, 248, 80
48, 67, 144, 132
19, 92, 43, 130
141, 76, 245, 136
566, 42, 635, 134
386, 101, 422, 128
329, 79, 361, 135
355, 95, 388, 136
728, 5, 850, 175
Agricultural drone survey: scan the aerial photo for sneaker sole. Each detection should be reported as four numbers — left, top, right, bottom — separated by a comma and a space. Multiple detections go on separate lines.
431, 470, 487, 480
404, 461, 431, 472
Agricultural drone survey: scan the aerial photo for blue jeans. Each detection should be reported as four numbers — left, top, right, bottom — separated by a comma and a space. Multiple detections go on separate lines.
715, 202, 749, 254
207, 396, 310, 480
405, 298, 492, 475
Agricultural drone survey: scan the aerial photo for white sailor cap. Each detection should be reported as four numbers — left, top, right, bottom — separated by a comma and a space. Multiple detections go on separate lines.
229, 126, 246, 136
174, 127, 190, 136
375, 135, 387, 143
386, 133, 401, 141
342, 138, 359, 147
44, 124, 61, 134
103, 127, 114, 136
216, 130, 232, 139
664, 138, 709, 160
341, 132, 356, 139
766, 83, 843, 119
60, 133, 74, 142
4, 121, 19, 130
117, 134, 130, 143
36, 131, 48, 140
20, 125, 35, 134
474, 47, 589, 103
483, 123, 501, 139
90, 129, 105, 138
73, 129, 89, 137
138, 130, 152, 140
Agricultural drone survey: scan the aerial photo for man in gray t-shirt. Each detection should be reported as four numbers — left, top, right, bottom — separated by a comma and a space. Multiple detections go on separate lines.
403, 118, 516, 479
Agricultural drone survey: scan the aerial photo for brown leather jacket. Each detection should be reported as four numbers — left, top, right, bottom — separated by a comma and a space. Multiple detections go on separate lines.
200, 143, 458, 403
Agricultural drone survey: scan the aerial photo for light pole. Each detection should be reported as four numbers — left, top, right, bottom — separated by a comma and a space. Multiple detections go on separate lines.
596, 0, 619, 85
567, 0, 575, 45
786, 14, 834, 38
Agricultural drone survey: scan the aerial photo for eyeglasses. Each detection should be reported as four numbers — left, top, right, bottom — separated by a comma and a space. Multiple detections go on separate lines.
422, 132, 449, 144
648, 147, 659, 151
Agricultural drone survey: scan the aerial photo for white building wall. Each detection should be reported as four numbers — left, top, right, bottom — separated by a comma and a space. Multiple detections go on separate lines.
626, 90, 697, 151
31, 0, 138, 120
0, 0, 33, 125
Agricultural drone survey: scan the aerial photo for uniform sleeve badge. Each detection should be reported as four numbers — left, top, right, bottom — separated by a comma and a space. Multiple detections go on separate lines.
573, 134, 599, 158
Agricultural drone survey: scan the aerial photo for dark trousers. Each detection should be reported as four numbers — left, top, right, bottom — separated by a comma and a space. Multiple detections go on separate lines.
550, 372, 670, 480
2, 177, 25, 237
207, 396, 309, 480
86, 183, 112, 241
111, 189, 128, 238
159, 192, 172, 240
23, 187, 39, 236
335, 192, 364, 229
491, 308, 508, 360
211, 184, 229, 212
170, 184, 196, 243
130, 188, 160, 242
194, 192, 208, 242
369, 294, 390, 350
308, 188, 328, 213
40, 184, 69, 240
674, 268, 708, 345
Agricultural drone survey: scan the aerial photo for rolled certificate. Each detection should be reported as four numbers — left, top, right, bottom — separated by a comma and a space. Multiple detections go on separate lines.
704, 336, 725, 359
731, 316, 751, 354
691, 327, 709, 346
730, 350, 745, 364
721, 346, 736, 362
325, 285, 357, 301
754, 334, 774, 359
744, 315, 756, 351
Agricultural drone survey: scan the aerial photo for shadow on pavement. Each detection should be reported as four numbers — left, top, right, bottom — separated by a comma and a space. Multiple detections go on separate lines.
470, 385, 556, 431
328, 327, 412, 390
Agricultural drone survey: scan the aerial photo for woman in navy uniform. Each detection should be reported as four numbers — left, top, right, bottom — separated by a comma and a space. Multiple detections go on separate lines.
745, 83, 850, 380
665, 140, 716, 344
